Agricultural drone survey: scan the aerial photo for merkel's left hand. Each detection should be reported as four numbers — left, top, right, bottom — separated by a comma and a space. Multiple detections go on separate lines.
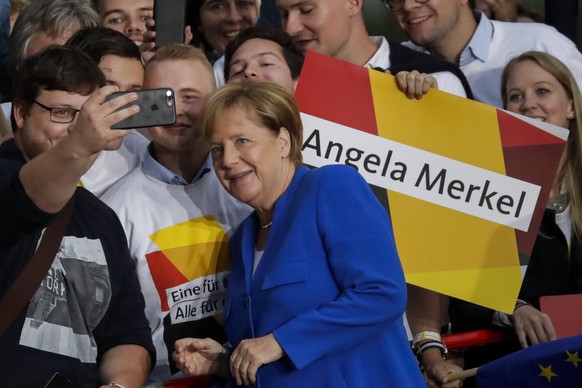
393, 70, 439, 100
230, 333, 284, 386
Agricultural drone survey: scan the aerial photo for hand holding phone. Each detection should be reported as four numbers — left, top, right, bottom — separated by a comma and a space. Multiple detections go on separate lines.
154, 0, 187, 48
104, 88, 176, 129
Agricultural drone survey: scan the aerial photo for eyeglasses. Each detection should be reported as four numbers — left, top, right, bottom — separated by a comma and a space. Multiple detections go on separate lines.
383, 0, 430, 12
33, 100, 80, 123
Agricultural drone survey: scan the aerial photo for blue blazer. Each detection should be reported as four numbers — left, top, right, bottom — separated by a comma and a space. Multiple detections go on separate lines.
223, 165, 424, 387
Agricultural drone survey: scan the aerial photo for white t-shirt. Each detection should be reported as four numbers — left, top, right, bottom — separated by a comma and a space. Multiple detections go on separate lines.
81, 130, 148, 197
101, 156, 251, 383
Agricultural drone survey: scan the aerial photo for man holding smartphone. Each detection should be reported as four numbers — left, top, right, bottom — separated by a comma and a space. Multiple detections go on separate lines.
0, 46, 155, 387
102, 44, 250, 384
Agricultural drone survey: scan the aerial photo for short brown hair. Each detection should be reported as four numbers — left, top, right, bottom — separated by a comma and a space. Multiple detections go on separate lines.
146, 43, 216, 90
12, 45, 106, 131
224, 26, 304, 82
200, 81, 303, 167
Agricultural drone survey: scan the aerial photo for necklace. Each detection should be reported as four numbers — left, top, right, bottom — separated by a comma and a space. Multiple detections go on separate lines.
259, 221, 272, 230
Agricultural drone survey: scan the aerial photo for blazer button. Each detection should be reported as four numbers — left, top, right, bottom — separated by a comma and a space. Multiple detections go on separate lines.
244, 296, 249, 307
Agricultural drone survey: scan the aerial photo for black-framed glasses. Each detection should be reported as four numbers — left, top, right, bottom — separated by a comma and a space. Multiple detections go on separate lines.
383, 0, 429, 12
33, 100, 80, 123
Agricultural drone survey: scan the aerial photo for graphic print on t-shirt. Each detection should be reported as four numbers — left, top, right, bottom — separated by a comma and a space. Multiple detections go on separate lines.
145, 216, 231, 324
20, 236, 111, 363
145, 216, 232, 374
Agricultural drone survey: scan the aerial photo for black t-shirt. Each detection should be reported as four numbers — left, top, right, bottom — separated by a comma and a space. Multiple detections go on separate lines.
0, 140, 155, 387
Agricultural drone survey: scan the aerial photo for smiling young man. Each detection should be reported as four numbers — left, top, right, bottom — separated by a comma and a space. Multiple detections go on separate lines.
93, 0, 153, 46
101, 44, 250, 384
389, 0, 582, 107
0, 45, 154, 388
276, 0, 473, 97
223, 26, 304, 93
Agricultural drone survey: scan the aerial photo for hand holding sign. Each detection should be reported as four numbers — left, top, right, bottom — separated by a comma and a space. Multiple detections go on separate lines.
295, 52, 568, 312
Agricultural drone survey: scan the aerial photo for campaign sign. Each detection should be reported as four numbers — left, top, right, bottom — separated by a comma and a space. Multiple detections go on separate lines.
295, 52, 568, 312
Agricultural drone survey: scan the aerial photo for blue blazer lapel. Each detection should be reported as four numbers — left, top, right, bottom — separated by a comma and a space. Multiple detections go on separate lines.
240, 215, 258, 287
248, 166, 309, 286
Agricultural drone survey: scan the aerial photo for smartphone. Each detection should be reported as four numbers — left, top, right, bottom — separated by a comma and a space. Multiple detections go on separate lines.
44, 373, 76, 388
154, 0, 187, 48
105, 88, 176, 129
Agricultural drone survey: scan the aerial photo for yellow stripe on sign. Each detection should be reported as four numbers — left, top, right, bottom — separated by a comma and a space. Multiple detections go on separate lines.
388, 192, 520, 273
369, 69, 506, 172
368, 70, 523, 313
406, 266, 523, 314
149, 217, 231, 279
150, 216, 228, 249
155, 242, 231, 279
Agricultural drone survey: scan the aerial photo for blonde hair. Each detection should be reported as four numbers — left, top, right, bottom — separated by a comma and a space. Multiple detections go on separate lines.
146, 43, 216, 91
502, 51, 582, 237
200, 81, 303, 167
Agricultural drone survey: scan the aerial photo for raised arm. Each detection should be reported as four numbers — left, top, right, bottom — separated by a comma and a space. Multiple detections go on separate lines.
17, 86, 137, 213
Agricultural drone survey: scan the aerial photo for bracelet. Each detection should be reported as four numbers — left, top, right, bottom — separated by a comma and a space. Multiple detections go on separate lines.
412, 339, 448, 370
513, 300, 530, 312
412, 331, 442, 348
108, 383, 126, 388
509, 300, 531, 325
417, 341, 448, 358
493, 310, 513, 328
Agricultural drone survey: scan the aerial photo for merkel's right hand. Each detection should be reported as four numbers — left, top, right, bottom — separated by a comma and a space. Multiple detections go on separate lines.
173, 337, 226, 377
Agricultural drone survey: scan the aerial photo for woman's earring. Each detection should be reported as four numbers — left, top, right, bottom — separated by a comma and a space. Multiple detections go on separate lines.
568, 112, 575, 120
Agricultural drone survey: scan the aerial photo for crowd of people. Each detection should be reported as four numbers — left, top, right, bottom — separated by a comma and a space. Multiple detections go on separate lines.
0, 0, 581, 387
